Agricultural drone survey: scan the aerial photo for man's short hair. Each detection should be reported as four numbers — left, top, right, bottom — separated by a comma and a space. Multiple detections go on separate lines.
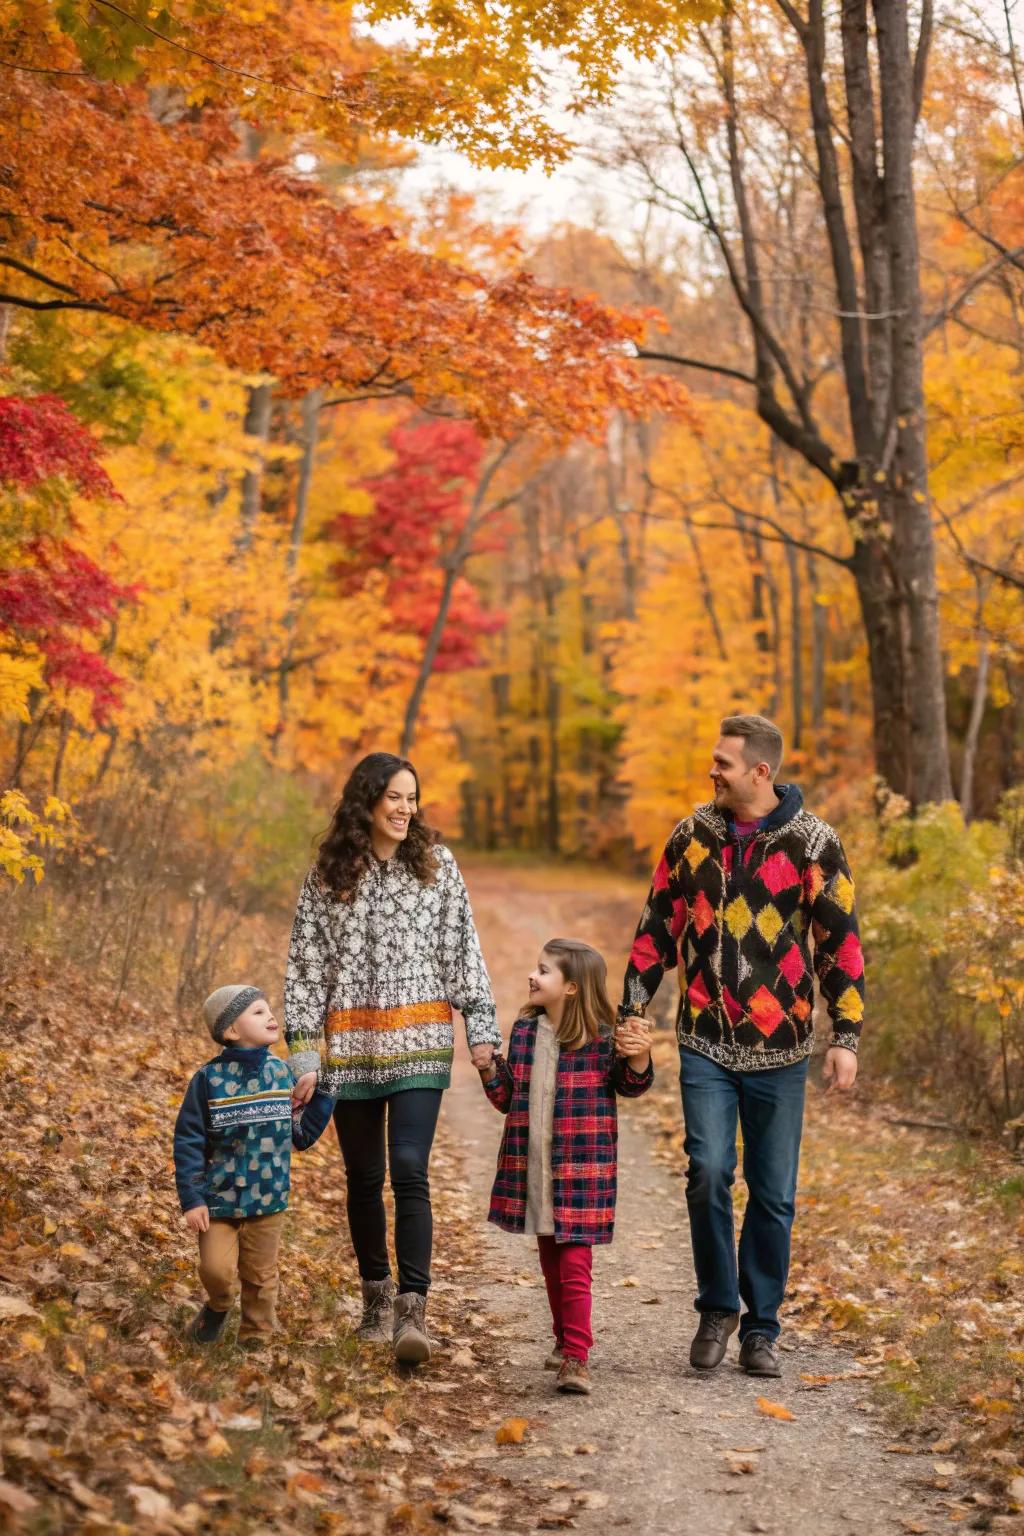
719, 714, 784, 778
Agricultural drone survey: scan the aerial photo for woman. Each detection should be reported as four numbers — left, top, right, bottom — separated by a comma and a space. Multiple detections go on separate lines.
285, 752, 499, 1364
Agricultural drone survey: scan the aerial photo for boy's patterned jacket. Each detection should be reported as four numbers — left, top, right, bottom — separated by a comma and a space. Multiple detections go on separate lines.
173, 1044, 334, 1219
621, 783, 865, 1073
484, 1015, 653, 1246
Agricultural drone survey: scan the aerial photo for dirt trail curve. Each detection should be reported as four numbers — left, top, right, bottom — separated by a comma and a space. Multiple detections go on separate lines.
438, 860, 949, 1536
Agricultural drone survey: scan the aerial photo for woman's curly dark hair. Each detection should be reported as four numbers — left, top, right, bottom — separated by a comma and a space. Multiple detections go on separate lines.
315, 752, 439, 901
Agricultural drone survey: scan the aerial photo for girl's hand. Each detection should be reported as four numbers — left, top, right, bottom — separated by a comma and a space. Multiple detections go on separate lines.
616, 1019, 652, 1069
185, 1205, 210, 1234
614, 1018, 650, 1055
292, 1071, 318, 1108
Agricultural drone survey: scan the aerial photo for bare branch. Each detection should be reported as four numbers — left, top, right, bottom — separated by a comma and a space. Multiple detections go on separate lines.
913, 0, 934, 125
636, 349, 757, 386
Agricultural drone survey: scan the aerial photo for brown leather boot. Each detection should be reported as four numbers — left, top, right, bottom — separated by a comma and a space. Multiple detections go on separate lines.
356, 1276, 395, 1342
393, 1292, 432, 1365
739, 1333, 782, 1377
689, 1310, 739, 1370
544, 1345, 564, 1371
555, 1357, 592, 1394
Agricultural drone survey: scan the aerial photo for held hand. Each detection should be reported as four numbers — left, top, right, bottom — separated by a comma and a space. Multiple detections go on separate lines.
470, 1043, 495, 1072
822, 1046, 858, 1095
292, 1071, 318, 1108
185, 1205, 210, 1234
614, 1019, 651, 1058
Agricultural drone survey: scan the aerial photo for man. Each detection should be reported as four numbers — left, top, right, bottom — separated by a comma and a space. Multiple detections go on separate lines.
620, 714, 863, 1378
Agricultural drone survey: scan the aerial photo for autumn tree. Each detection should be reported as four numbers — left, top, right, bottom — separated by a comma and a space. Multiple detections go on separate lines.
590, 0, 1005, 805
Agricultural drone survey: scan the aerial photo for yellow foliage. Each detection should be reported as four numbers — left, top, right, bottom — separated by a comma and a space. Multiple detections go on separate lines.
0, 790, 76, 884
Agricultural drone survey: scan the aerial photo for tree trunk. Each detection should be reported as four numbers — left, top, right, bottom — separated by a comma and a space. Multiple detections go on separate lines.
399, 443, 514, 756
236, 382, 273, 555
275, 388, 322, 742
959, 633, 990, 822
806, 553, 827, 725
784, 540, 803, 750
873, 0, 952, 802
848, 529, 911, 794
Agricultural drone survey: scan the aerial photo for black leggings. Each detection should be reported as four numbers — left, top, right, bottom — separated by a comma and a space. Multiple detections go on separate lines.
333, 1088, 442, 1297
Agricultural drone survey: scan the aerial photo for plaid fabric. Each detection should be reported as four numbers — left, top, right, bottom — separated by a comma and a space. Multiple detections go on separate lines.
484, 1016, 653, 1247
621, 783, 865, 1072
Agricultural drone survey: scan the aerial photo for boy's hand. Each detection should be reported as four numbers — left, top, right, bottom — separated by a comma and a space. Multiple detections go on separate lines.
185, 1205, 210, 1233
292, 1071, 318, 1108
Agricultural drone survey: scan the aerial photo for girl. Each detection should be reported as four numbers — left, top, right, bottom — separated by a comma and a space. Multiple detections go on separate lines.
286, 752, 500, 1365
478, 938, 653, 1395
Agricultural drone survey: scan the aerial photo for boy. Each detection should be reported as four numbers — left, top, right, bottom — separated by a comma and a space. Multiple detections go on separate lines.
173, 984, 333, 1345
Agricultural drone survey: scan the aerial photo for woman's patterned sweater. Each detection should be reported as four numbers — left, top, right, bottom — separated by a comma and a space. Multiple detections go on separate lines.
284, 844, 500, 1100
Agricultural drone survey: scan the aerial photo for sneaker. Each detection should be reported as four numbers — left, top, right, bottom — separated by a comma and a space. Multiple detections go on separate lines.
544, 1346, 564, 1371
689, 1310, 740, 1370
188, 1304, 229, 1345
555, 1357, 592, 1395
739, 1333, 782, 1377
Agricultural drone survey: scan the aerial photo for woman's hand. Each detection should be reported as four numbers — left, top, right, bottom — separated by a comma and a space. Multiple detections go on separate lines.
471, 1043, 498, 1085
292, 1071, 318, 1108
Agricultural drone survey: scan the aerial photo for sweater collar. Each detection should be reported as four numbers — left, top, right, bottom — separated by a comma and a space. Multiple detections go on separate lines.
757, 782, 804, 832
696, 782, 804, 840
216, 1044, 271, 1066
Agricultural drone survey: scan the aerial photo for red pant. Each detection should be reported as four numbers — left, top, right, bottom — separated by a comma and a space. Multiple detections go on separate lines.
537, 1237, 593, 1362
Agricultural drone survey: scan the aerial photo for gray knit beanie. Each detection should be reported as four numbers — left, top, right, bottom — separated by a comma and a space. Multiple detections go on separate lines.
203, 984, 267, 1045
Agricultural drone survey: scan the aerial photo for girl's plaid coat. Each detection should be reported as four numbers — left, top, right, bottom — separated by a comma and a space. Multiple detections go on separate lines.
484, 1015, 654, 1246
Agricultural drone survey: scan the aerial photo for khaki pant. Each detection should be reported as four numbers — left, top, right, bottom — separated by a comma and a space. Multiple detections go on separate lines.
197, 1212, 285, 1340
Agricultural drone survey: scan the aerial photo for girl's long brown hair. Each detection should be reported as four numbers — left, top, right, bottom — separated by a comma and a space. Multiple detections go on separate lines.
525, 938, 616, 1051
315, 752, 439, 902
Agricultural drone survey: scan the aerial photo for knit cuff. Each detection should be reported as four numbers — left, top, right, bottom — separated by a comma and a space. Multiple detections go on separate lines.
464, 1008, 502, 1048
288, 1049, 321, 1081
622, 1058, 653, 1085
830, 1031, 860, 1054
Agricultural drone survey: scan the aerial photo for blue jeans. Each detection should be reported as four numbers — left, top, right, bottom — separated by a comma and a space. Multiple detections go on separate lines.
680, 1048, 808, 1341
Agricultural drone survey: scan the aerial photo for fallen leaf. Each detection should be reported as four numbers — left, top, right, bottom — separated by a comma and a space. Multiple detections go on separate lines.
446, 1504, 502, 1526
755, 1398, 795, 1422
574, 1490, 609, 1508
128, 1484, 175, 1520
495, 1417, 530, 1446
58, 1241, 98, 1265
933, 1461, 957, 1476
204, 1431, 232, 1457
0, 1295, 38, 1322
219, 1414, 262, 1432
0, 1479, 38, 1514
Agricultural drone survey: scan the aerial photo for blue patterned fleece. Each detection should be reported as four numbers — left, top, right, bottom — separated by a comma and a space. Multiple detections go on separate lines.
173, 1044, 333, 1218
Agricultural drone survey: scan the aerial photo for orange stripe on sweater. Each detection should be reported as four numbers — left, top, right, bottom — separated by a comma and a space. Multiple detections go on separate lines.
325, 1001, 452, 1034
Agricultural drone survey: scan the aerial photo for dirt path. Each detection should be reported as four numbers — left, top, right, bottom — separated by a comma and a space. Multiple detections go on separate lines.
439, 861, 951, 1536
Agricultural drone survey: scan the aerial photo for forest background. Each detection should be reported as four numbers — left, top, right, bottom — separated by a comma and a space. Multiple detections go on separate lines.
3, 0, 1024, 1144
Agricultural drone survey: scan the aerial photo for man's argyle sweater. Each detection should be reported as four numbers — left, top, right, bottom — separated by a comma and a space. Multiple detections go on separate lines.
621, 784, 864, 1072
484, 1015, 653, 1246
173, 1044, 334, 1219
